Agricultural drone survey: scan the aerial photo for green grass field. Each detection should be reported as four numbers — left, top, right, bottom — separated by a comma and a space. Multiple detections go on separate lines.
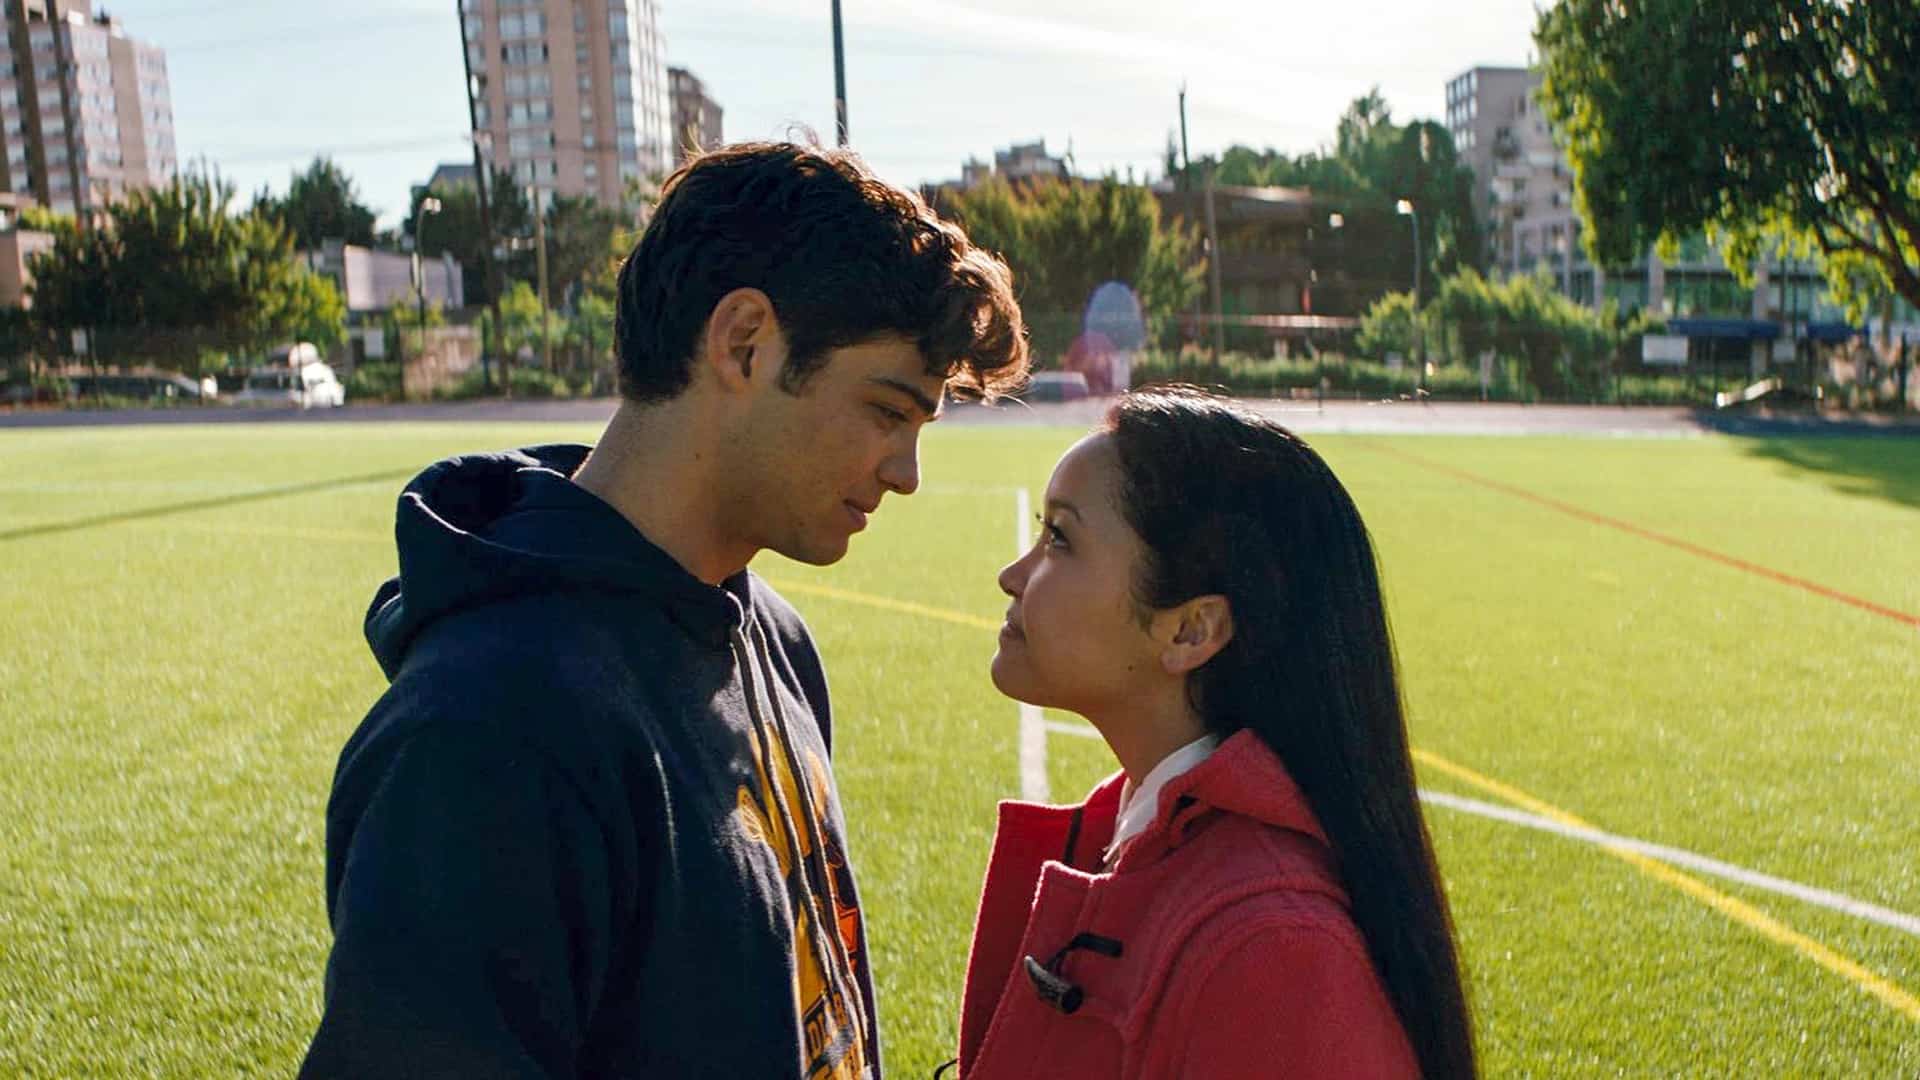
2, 418, 1916, 1076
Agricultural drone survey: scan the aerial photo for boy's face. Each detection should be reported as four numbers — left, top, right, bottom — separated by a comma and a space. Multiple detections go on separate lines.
727, 332, 945, 568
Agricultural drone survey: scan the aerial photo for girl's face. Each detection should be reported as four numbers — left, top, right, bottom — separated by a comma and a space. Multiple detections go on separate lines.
991, 434, 1165, 715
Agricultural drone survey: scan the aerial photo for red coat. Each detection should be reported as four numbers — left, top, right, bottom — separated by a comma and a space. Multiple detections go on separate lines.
956, 730, 1419, 1079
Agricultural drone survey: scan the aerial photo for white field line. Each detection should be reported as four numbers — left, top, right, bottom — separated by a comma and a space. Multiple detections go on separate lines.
169, 472, 1909, 941
1051, 720, 1920, 939
1014, 486, 1049, 803
1420, 790, 1920, 940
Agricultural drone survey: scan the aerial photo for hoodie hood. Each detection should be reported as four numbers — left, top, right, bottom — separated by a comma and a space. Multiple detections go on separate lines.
364, 444, 747, 677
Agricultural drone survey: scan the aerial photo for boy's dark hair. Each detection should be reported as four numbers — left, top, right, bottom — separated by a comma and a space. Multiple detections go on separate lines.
614, 141, 1029, 402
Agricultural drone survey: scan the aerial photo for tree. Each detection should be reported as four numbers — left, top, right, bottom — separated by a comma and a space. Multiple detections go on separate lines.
541, 194, 634, 306
1356, 290, 1424, 360
28, 171, 345, 372
1422, 269, 1641, 397
1536, 0, 1920, 317
406, 167, 532, 304
943, 176, 1205, 357
254, 157, 377, 250
565, 291, 617, 389
481, 281, 561, 364
1187, 90, 1484, 313
262, 261, 348, 351
18, 204, 76, 237
1429, 269, 1503, 366
379, 289, 446, 363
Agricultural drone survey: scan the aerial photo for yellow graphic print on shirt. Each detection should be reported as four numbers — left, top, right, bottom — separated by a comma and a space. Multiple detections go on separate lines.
735, 718, 870, 1080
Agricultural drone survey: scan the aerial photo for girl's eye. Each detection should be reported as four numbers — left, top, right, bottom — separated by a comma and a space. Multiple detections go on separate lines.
1036, 515, 1067, 549
872, 403, 908, 425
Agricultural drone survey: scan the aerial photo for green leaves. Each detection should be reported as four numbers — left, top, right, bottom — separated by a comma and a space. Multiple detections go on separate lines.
942, 176, 1203, 357
27, 172, 345, 371
1362, 268, 1663, 397
253, 157, 376, 250
1185, 91, 1484, 309
1536, 0, 1920, 314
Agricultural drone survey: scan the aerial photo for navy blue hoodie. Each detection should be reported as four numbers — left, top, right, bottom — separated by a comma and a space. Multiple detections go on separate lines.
301, 445, 880, 1079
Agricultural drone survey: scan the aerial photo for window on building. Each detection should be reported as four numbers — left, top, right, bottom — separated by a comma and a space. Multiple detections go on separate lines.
507, 98, 552, 123
504, 71, 550, 95
499, 11, 546, 37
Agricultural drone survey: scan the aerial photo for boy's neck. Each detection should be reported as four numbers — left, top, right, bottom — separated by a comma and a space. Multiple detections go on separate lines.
572, 398, 754, 585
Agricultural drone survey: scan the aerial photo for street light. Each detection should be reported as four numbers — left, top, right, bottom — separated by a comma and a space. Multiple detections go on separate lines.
413, 196, 443, 364
1397, 198, 1425, 393
1319, 212, 1346, 412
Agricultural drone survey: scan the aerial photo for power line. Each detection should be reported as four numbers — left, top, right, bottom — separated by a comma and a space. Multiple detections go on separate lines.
161, 12, 448, 55
194, 134, 470, 165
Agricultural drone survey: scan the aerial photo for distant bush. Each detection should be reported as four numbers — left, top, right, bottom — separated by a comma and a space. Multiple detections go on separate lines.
345, 364, 401, 403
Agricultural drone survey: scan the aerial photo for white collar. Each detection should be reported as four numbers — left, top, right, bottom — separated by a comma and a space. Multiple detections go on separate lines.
1106, 733, 1221, 865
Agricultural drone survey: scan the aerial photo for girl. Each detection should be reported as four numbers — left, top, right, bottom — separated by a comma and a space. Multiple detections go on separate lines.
953, 387, 1475, 1078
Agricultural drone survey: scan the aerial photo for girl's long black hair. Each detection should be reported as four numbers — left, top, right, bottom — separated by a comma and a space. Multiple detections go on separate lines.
1106, 386, 1476, 1078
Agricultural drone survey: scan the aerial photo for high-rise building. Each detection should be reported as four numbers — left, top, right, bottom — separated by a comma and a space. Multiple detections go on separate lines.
667, 66, 721, 165
948, 140, 1069, 191
1445, 65, 1580, 283
462, 0, 671, 205
1443, 63, 1877, 374
0, 0, 175, 215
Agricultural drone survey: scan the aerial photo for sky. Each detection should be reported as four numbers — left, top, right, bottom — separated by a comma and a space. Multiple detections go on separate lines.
101, 0, 1546, 227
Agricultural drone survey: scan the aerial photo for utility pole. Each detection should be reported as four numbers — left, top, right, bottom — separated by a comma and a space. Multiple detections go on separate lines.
456, 0, 503, 390
832, 0, 849, 146
534, 186, 552, 373
1177, 83, 1191, 191
1204, 172, 1225, 368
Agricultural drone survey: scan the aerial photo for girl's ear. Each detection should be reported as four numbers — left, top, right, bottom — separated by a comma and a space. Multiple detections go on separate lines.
1151, 594, 1234, 675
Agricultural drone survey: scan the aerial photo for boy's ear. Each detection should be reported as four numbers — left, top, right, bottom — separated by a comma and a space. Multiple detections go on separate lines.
702, 288, 776, 391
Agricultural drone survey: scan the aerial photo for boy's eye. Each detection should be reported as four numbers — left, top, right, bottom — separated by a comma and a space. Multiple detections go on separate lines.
873, 404, 908, 424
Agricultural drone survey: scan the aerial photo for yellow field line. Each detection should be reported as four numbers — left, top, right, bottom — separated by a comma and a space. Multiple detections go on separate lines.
1415, 748, 1920, 1023
106, 520, 1920, 1023
772, 580, 1920, 1023
150, 520, 390, 544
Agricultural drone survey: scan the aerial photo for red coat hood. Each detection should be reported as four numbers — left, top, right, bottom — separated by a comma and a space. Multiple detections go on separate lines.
955, 730, 1418, 1079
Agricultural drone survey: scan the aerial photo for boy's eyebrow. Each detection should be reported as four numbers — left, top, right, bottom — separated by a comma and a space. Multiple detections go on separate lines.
866, 376, 943, 421
1044, 498, 1083, 522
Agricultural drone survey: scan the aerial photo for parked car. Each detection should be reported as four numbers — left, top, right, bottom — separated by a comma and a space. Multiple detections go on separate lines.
66, 370, 212, 404
231, 361, 346, 408
2, 375, 67, 405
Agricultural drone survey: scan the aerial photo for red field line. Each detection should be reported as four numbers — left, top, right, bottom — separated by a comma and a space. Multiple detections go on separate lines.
1371, 444, 1920, 631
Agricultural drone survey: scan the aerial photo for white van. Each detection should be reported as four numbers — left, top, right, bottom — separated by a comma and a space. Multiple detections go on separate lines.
232, 358, 346, 409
